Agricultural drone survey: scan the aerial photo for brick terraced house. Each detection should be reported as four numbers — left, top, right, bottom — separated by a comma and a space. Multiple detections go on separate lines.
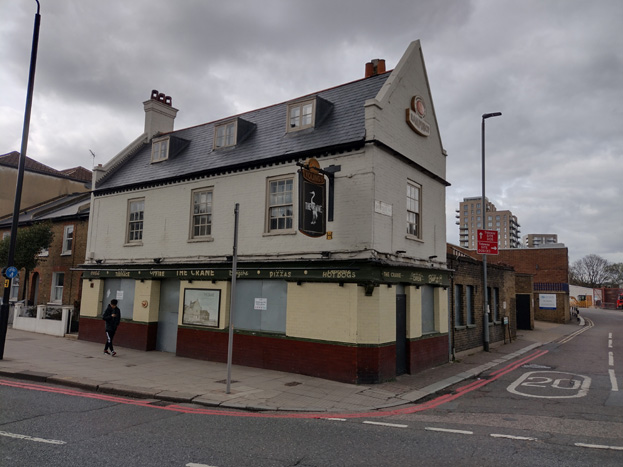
78, 41, 451, 383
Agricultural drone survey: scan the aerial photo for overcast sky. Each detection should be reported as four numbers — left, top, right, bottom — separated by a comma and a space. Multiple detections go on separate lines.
2, 0, 621, 264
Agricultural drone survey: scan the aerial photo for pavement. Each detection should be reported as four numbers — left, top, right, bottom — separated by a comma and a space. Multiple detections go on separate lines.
0, 320, 584, 414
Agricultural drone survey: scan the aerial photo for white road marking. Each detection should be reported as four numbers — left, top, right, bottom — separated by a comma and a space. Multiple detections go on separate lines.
0, 430, 66, 445
324, 418, 347, 421
609, 351, 614, 367
507, 371, 591, 399
490, 433, 538, 441
425, 427, 473, 435
186, 464, 219, 467
363, 421, 408, 428
609, 340, 613, 348
609, 369, 619, 392
574, 442, 623, 451
609, 333, 612, 339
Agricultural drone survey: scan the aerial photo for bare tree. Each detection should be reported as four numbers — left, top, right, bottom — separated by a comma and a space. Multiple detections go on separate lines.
570, 254, 612, 288
606, 263, 623, 287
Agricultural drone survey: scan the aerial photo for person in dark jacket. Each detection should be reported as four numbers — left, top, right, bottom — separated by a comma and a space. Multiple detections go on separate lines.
103, 299, 121, 356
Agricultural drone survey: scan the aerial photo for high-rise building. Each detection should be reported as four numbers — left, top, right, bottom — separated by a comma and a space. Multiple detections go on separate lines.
456, 196, 520, 249
522, 233, 558, 248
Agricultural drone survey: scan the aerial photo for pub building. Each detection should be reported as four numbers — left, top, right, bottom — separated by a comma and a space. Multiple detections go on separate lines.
78, 41, 451, 383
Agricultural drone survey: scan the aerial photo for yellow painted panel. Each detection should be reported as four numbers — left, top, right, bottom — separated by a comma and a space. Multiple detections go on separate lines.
286, 283, 358, 343
80, 279, 104, 317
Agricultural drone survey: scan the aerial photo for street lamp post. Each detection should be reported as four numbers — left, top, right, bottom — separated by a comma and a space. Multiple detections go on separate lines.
0, 1, 41, 360
481, 111, 502, 352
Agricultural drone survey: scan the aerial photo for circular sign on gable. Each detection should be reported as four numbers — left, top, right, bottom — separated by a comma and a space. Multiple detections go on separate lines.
411, 96, 426, 118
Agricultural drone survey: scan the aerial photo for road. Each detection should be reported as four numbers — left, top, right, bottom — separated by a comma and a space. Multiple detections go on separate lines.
1, 308, 622, 466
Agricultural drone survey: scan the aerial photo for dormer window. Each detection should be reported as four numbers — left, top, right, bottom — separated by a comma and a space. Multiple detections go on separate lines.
151, 137, 169, 162
214, 121, 237, 149
287, 100, 315, 132
213, 118, 256, 150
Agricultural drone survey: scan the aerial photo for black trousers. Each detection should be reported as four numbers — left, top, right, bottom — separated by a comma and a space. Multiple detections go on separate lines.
104, 329, 116, 352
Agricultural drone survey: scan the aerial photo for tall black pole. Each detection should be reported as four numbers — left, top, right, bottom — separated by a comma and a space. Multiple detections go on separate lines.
0, 1, 41, 360
481, 112, 501, 353
226, 203, 239, 394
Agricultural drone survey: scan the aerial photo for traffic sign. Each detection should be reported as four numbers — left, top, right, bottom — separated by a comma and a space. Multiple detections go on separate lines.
4, 266, 19, 279
477, 229, 499, 255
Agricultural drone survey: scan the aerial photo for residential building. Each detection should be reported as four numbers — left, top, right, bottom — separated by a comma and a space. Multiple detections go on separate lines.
523, 233, 558, 248
0, 151, 91, 217
456, 196, 520, 249
78, 41, 451, 384
0, 191, 91, 331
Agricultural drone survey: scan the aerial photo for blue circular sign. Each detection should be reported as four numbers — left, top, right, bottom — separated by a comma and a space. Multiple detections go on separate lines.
5, 266, 18, 279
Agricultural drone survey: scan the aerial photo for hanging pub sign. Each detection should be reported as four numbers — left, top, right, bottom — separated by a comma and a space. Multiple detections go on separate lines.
298, 158, 326, 237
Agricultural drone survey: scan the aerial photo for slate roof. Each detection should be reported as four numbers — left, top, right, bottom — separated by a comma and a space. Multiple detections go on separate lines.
0, 192, 91, 227
0, 152, 91, 183
96, 72, 390, 193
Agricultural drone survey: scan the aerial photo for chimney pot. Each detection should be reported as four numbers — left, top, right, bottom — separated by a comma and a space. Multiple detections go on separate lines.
365, 59, 386, 78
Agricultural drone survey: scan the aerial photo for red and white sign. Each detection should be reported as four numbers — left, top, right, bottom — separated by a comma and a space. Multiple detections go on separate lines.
477, 229, 499, 255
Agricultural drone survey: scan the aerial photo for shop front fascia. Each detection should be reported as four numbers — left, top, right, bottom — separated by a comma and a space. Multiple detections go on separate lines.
79, 260, 450, 288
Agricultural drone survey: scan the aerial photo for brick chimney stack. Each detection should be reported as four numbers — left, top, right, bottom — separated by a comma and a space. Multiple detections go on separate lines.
143, 90, 178, 140
365, 59, 386, 78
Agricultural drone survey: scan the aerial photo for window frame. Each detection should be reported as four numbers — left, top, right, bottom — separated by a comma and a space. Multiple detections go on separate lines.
406, 181, 421, 239
9, 275, 19, 301
50, 272, 64, 304
466, 285, 475, 325
126, 198, 145, 245
214, 120, 237, 149
151, 137, 170, 163
287, 100, 315, 132
454, 284, 464, 327
61, 224, 74, 255
189, 187, 214, 241
266, 176, 295, 234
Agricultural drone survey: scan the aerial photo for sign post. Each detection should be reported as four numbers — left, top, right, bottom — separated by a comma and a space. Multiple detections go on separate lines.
478, 228, 499, 352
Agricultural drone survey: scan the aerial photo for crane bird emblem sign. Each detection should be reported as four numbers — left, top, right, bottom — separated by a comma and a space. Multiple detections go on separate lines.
298, 158, 327, 237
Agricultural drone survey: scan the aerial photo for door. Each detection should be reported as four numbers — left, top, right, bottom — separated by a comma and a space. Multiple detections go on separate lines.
157, 279, 180, 352
516, 294, 531, 330
396, 293, 407, 376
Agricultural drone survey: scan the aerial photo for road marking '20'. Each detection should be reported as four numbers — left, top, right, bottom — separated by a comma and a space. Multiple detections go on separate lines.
507, 371, 591, 399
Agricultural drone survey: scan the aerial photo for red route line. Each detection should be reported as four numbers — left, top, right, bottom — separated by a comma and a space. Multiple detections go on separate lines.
0, 349, 549, 420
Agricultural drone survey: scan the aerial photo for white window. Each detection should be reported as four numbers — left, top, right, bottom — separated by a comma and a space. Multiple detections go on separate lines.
151, 137, 169, 163
127, 199, 145, 243
51, 272, 64, 303
214, 121, 236, 148
287, 100, 314, 131
406, 181, 421, 238
62, 225, 74, 255
191, 188, 213, 239
9, 275, 19, 301
267, 177, 294, 232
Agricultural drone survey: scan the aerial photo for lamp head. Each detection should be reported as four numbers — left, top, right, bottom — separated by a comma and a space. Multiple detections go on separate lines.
482, 112, 502, 119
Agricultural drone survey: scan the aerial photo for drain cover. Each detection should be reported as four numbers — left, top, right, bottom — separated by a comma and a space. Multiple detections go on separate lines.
522, 364, 552, 369
285, 381, 302, 387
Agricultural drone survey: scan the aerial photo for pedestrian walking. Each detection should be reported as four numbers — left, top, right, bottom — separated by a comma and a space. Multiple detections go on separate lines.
103, 299, 121, 356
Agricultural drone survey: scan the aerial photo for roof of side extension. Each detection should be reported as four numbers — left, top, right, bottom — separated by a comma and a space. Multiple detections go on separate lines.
95, 72, 390, 192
